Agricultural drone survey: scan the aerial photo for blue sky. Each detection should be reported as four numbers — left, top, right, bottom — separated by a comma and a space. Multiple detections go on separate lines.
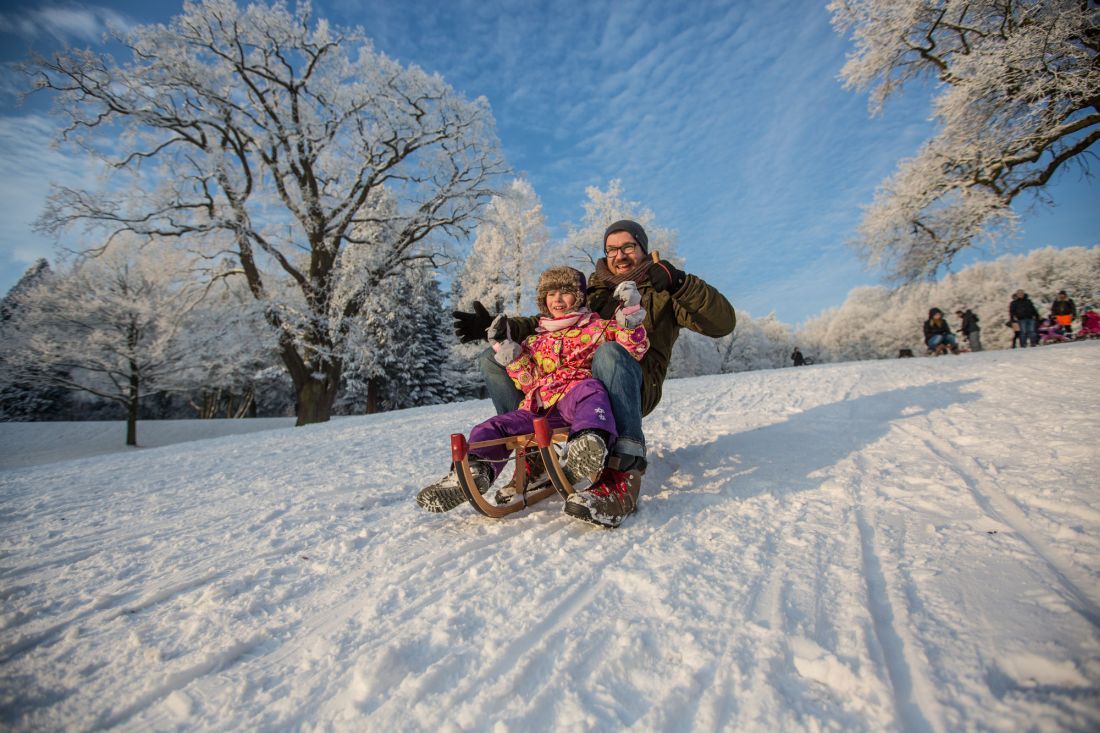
0, 0, 1095, 324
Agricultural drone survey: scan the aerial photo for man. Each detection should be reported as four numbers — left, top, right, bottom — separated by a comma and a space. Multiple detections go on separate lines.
1009, 290, 1040, 347
447, 219, 736, 526
955, 308, 982, 352
1050, 290, 1077, 336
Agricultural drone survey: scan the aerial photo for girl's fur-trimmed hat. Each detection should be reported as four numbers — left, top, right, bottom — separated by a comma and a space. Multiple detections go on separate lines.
536, 266, 587, 316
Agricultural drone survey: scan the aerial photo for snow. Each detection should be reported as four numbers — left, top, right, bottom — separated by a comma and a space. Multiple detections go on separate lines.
2, 343, 1099, 732
0, 417, 299, 470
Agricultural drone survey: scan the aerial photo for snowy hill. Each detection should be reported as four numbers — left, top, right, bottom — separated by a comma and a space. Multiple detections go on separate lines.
2, 343, 1099, 732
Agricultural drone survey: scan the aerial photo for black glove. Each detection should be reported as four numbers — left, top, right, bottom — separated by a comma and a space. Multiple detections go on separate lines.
452, 300, 494, 343
648, 260, 686, 293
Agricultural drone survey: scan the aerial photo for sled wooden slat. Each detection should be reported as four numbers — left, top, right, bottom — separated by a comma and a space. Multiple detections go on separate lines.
467, 428, 569, 451
534, 417, 578, 500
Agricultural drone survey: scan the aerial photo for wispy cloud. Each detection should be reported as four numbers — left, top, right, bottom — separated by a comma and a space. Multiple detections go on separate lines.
0, 112, 106, 292
0, 3, 133, 45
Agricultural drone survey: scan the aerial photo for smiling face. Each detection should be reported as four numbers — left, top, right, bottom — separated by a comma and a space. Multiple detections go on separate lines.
545, 289, 579, 318
604, 230, 646, 276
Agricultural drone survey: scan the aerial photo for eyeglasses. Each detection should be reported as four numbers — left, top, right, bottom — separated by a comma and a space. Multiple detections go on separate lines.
605, 242, 638, 258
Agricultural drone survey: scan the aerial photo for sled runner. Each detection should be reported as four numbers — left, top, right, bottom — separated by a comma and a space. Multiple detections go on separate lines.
450, 417, 580, 518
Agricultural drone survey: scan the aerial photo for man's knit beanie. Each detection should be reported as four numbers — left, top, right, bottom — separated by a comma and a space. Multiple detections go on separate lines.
603, 220, 649, 253
536, 266, 587, 316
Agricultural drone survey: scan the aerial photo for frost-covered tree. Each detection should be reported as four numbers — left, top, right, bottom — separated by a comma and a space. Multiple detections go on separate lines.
0, 259, 72, 420
667, 312, 796, 377
182, 273, 280, 418
454, 178, 548, 315
797, 245, 1100, 359
29, 0, 504, 425
831, 0, 1100, 282
1, 240, 208, 445
556, 179, 680, 269
377, 268, 452, 410
339, 264, 451, 413
722, 314, 798, 373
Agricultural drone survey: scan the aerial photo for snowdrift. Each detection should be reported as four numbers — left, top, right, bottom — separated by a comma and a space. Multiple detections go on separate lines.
2, 343, 1099, 732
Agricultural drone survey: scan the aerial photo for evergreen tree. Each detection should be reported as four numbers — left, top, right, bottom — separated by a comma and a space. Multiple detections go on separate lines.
0, 259, 72, 420
339, 265, 451, 413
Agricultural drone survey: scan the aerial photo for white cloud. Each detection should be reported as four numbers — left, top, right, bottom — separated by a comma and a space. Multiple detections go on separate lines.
0, 112, 106, 294
0, 4, 133, 44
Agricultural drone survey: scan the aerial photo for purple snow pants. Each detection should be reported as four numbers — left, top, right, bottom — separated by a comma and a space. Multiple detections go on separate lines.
468, 378, 617, 480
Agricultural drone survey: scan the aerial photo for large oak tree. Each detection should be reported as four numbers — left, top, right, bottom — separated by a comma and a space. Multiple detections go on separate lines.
31, 0, 505, 424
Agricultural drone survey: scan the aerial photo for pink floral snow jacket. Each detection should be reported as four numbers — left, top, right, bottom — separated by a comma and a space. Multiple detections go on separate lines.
506, 310, 648, 412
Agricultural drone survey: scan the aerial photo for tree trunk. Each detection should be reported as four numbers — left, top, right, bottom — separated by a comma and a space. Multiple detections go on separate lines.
273, 327, 342, 426
127, 360, 139, 447
366, 377, 380, 414
294, 373, 339, 426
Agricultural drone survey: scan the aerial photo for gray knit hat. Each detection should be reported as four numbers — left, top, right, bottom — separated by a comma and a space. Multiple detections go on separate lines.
603, 220, 649, 253
536, 266, 587, 316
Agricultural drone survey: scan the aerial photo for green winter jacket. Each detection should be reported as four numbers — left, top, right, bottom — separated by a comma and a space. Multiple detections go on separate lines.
507, 271, 735, 416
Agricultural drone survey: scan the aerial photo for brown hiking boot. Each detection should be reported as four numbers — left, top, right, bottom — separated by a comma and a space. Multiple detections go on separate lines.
563, 465, 641, 528
493, 451, 547, 504
416, 459, 493, 513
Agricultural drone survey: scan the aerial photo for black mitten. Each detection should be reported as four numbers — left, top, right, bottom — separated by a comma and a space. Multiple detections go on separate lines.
452, 301, 494, 343
648, 260, 686, 293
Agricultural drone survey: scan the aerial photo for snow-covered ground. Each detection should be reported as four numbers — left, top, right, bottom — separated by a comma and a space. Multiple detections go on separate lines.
0, 417, 297, 470
2, 343, 1098, 732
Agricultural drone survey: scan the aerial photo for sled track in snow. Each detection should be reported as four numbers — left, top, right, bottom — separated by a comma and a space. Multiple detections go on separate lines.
900, 425, 1100, 631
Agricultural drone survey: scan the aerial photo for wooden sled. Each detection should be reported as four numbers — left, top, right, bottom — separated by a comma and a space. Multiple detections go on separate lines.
450, 417, 578, 518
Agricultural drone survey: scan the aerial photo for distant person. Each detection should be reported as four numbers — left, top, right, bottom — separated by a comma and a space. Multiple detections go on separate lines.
1078, 306, 1100, 338
791, 347, 806, 366
1009, 290, 1040, 347
955, 308, 982, 352
924, 308, 959, 355
1038, 318, 1070, 344
1006, 314, 1021, 348
1050, 290, 1077, 337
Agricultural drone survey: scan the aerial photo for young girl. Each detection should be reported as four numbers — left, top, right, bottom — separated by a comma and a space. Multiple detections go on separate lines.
417, 266, 648, 514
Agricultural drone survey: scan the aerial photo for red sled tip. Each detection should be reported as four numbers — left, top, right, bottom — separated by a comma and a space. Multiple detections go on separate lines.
533, 417, 553, 448
451, 433, 468, 463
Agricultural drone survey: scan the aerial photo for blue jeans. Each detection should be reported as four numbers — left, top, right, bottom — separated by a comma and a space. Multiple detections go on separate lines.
478, 342, 646, 459
1017, 319, 1038, 347
926, 333, 958, 349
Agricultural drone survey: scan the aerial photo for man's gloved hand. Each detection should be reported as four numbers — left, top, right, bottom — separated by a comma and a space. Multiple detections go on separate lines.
613, 281, 641, 308
647, 260, 686, 294
452, 301, 494, 343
